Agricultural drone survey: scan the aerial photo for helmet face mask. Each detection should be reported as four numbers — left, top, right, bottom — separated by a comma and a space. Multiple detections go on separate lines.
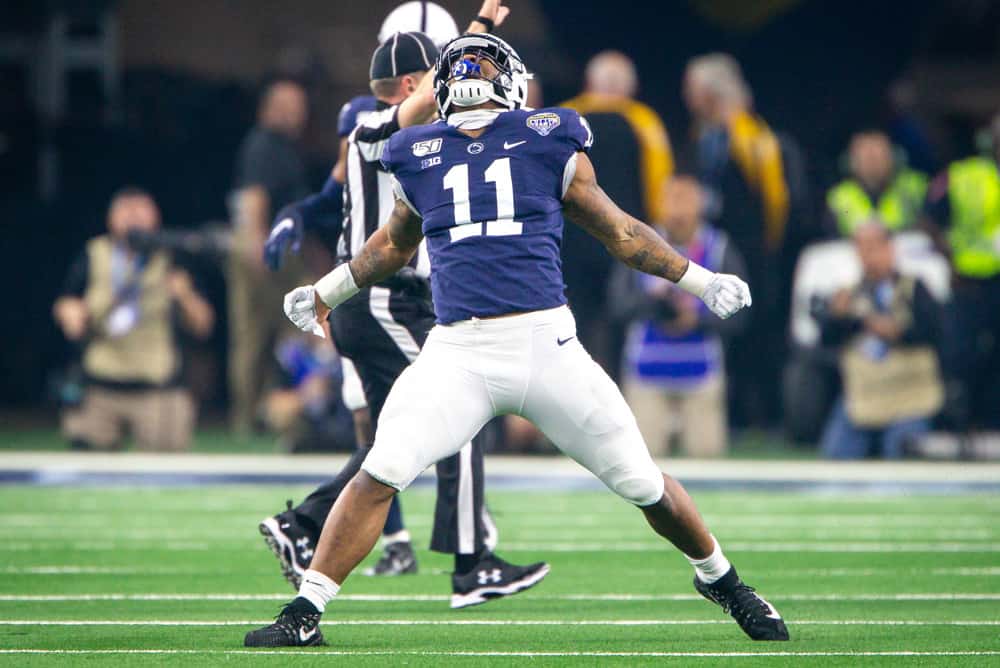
434, 34, 530, 118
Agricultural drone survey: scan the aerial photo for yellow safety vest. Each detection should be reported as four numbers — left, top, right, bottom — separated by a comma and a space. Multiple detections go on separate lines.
947, 157, 1000, 278
827, 169, 927, 235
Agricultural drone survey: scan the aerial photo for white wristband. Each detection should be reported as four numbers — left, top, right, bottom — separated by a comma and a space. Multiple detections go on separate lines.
314, 263, 360, 309
676, 260, 715, 298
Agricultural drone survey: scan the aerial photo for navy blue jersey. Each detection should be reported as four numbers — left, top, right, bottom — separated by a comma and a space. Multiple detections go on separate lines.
337, 95, 379, 138
382, 107, 593, 323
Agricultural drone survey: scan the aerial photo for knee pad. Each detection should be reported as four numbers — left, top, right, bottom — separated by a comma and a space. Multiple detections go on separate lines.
360, 443, 418, 492
601, 465, 665, 506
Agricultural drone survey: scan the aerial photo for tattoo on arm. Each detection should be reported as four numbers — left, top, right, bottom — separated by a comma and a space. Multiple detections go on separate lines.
348, 198, 424, 286
563, 153, 689, 282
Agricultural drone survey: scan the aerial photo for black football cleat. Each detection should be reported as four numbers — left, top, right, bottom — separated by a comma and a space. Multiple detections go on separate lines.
244, 599, 324, 647
259, 501, 317, 590
694, 567, 789, 641
362, 540, 418, 576
451, 553, 550, 609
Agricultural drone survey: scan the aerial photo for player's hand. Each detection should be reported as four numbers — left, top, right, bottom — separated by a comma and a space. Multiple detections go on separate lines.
701, 273, 751, 319
264, 205, 304, 271
476, 0, 510, 29
283, 285, 326, 339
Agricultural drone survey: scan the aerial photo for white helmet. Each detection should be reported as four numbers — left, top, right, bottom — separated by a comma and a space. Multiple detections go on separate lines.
378, 1, 459, 49
434, 33, 530, 117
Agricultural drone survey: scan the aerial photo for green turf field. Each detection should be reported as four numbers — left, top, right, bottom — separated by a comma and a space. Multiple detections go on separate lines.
0, 485, 997, 666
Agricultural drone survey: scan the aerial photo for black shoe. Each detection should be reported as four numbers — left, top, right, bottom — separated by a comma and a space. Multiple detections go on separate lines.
259, 501, 317, 590
451, 553, 550, 609
362, 541, 418, 576
244, 598, 324, 647
694, 567, 789, 641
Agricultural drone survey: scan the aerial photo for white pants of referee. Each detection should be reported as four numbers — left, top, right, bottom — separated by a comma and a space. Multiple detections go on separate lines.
364, 305, 666, 506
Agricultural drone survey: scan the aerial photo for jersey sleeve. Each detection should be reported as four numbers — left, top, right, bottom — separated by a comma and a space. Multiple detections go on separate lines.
381, 130, 420, 214
337, 95, 377, 138
336, 101, 355, 138
559, 108, 594, 153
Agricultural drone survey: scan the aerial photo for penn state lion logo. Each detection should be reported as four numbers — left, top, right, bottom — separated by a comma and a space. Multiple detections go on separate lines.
526, 112, 561, 137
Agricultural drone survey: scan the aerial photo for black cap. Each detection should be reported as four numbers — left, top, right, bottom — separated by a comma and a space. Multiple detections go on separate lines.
370, 31, 439, 80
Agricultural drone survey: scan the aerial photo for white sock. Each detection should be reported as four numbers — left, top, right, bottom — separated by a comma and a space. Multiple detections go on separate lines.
686, 535, 731, 584
382, 529, 411, 546
297, 569, 340, 613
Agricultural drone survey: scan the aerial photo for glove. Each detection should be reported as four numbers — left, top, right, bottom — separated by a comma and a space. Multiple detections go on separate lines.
283, 285, 326, 339
701, 273, 752, 319
264, 205, 304, 271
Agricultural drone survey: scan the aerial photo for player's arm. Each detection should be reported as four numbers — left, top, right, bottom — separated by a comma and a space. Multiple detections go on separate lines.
397, 0, 511, 128
343, 199, 424, 290
282, 198, 423, 336
563, 152, 751, 319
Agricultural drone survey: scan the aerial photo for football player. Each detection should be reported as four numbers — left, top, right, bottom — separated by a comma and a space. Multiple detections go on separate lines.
247, 34, 788, 647
258, 1, 547, 610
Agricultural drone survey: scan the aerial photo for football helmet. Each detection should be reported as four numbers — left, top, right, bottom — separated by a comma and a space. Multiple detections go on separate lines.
434, 33, 530, 118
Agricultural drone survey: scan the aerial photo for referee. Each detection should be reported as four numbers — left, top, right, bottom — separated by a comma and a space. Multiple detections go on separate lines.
261, 16, 549, 609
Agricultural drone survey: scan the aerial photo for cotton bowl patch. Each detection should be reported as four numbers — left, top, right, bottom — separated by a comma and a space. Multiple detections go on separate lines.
526, 112, 561, 137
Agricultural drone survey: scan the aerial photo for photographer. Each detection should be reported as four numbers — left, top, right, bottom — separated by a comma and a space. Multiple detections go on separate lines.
610, 176, 748, 456
53, 187, 214, 451
817, 221, 943, 459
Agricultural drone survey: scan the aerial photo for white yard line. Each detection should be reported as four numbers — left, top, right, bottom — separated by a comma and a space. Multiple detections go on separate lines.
0, 649, 998, 658
0, 619, 997, 627
1, 593, 998, 602
501, 542, 1000, 552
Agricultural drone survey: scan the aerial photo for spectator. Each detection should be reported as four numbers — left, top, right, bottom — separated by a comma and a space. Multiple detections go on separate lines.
264, 334, 356, 453
562, 50, 675, 376
610, 176, 747, 457
924, 112, 1000, 429
683, 52, 791, 427
229, 78, 311, 433
53, 188, 214, 451
826, 130, 927, 237
817, 222, 944, 459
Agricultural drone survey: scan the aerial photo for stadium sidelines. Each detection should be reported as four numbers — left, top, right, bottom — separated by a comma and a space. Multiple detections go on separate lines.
1, 452, 998, 493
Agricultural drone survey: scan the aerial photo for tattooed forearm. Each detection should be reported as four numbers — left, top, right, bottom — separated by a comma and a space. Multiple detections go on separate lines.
347, 199, 423, 288
620, 219, 689, 281
564, 161, 689, 282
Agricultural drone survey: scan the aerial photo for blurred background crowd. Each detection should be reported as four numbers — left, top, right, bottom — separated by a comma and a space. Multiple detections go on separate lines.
2, 0, 999, 460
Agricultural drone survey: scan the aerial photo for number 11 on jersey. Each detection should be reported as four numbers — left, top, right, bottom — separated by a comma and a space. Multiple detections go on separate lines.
443, 157, 523, 242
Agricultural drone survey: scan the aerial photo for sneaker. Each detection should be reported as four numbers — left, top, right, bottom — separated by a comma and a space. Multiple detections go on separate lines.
451, 553, 550, 609
694, 567, 789, 641
244, 599, 324, 647
259, 501, 317, 590
362, 540, 418, 576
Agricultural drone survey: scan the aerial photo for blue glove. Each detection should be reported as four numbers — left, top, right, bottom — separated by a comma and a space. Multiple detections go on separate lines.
264, 204, 304, 271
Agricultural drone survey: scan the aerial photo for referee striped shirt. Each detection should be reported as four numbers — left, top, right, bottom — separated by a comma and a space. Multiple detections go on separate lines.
338, 101, 431, 277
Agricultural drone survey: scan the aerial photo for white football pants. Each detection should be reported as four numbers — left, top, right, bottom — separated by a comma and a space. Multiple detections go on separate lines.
363, 305, 665, 506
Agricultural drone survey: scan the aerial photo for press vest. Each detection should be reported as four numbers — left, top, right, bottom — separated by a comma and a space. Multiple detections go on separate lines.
82, 236, 177, 385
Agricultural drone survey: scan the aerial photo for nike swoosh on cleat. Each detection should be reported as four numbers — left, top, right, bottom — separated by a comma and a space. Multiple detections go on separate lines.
504, 140, 527, 149
762, 598, 782, 619
298, 626, 318, 643
557, 336, 575, 346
